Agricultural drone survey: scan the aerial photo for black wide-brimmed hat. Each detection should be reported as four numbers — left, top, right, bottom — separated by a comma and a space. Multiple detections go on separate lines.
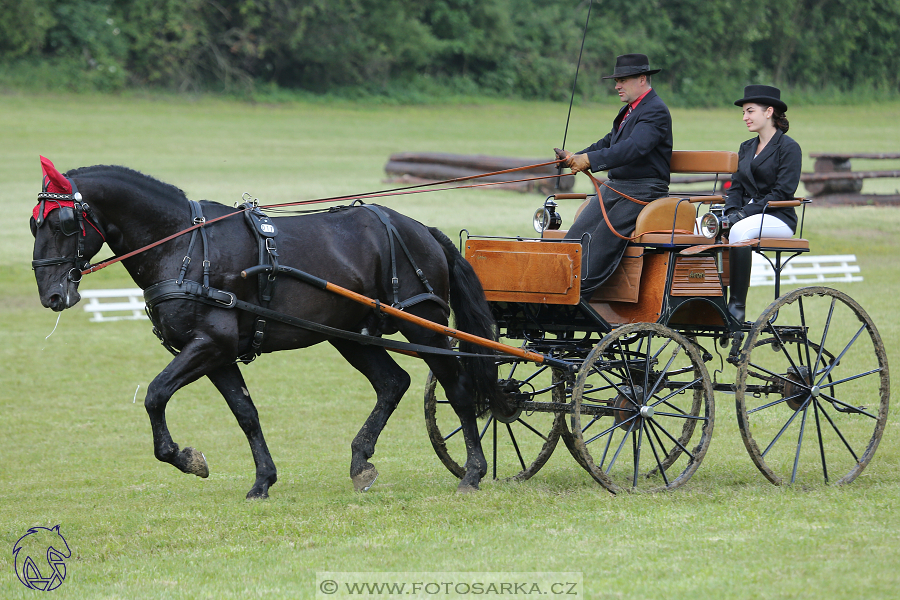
601, 54, 661, 80
734, 84, 788, 112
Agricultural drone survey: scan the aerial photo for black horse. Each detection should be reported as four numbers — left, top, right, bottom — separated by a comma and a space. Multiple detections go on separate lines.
30, 159, 510, 498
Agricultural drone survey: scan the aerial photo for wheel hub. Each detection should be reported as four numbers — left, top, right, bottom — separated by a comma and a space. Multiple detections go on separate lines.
613, 385, 644, 429
783, 366, 811, 411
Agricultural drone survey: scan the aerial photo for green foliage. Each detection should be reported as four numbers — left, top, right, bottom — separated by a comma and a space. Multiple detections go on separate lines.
0, 0, 898, 102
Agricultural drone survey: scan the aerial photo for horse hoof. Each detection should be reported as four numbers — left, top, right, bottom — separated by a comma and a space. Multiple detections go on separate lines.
352, 466, 378, 492
246, 489, 269, 500
457, 482, 479, 494
182, 447, 209, 478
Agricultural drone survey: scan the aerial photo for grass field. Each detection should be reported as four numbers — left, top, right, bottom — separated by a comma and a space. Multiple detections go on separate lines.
2, 92, 900, 599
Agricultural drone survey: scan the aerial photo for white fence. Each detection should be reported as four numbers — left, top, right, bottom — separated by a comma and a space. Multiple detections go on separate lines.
80, 288, 147, 322
751, 254, 862, 287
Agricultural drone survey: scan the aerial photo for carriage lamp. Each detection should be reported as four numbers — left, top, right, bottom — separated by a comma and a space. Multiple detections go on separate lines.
699, 204, 731, 239
533, 199, 563, 233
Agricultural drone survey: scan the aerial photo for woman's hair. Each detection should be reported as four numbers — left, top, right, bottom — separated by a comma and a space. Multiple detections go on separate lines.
772, 107, 790, 133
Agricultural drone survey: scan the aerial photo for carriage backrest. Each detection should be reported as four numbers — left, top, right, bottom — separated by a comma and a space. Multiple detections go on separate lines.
670, 150, 738, 174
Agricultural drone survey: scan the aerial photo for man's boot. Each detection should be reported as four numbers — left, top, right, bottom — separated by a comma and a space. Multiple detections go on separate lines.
727, 245, 752, 323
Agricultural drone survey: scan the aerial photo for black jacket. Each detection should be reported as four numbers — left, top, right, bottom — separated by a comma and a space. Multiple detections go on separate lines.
578, 89, 673, 183
724, 129, 802, 232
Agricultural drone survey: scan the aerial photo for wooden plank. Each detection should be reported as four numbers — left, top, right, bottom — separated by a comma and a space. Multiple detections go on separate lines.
670, 256, 724, 297
465, 239, 582, 305
589, 252, 669, 324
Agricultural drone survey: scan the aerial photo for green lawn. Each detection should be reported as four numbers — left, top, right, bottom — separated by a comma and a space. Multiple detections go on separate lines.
2, 92, 899, 599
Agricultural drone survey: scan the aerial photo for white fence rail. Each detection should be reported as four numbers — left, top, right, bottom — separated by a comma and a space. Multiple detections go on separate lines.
751, 254, 862, 287
80, 288, 147, 322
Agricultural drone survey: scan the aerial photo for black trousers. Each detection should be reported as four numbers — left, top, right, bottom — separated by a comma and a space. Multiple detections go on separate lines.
565, 178, 669, 295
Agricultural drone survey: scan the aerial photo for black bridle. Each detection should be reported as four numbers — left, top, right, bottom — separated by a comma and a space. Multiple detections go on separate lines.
30, 178, 106, 282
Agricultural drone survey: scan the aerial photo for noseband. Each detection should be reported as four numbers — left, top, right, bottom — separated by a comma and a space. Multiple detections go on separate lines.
31, 179, 106, 281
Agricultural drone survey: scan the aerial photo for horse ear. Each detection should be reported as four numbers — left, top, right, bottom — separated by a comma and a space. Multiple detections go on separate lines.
40, 156, 72, 194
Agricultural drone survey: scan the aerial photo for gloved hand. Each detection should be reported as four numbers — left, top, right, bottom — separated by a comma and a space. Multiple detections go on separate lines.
554, 148, 591, 174
726, 208, 748, 223
554, 147, 571, 162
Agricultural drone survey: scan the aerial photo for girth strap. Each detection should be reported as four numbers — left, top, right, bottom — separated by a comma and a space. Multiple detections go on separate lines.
177, 201, 211, 289
143, 279, 490, 360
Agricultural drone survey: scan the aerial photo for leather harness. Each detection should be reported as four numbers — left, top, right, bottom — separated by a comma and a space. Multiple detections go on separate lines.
144, 202, 451, 362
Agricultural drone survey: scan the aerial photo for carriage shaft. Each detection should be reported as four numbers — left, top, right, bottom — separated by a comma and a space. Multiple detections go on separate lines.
241, 264, 574, 371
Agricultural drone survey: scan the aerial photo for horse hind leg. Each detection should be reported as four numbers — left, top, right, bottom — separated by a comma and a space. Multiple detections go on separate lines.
329, 340, 410, 492
207, 363, 278, 499
425, 354, 488, 493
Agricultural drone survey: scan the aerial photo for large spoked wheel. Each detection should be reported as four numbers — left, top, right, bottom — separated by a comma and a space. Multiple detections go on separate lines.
735, 286, 890, 486
424, 359, 564, 481
569, 323, 715, 493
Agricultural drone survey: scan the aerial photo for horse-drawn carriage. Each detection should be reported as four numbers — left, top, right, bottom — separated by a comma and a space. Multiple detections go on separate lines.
424, 150, 890, 492
30, 152, 888, 497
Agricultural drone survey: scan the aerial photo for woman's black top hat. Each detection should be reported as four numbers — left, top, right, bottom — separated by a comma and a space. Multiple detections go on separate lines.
734, 85, 788, 112
602, 54, 661, 80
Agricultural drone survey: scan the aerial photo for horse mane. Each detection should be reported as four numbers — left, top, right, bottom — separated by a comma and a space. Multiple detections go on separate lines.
65, 164, 190, 202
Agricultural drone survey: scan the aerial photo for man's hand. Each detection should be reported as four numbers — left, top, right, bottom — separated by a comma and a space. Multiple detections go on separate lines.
553, 148, 591, 174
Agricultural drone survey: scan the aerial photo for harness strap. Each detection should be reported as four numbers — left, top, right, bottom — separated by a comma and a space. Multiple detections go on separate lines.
143, 279, 486, 360
360, 204, 444, 312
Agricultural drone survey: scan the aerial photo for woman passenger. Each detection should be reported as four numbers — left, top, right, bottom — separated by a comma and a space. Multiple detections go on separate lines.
724, 85, 802, 322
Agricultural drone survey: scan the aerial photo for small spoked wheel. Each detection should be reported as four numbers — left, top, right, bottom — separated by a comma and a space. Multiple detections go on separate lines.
424, 359, 564, 481
735, 286, 890, 486
568, 322, 715, 493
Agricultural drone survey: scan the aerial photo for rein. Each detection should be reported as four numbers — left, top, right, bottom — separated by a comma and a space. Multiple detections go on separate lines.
77, 158, 570, 276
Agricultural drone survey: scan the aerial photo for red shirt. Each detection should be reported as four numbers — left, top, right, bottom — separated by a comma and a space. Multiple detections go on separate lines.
618, 88, 652, 130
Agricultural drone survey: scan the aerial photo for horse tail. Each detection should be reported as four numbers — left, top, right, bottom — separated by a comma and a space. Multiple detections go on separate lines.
428, 227, 513, 418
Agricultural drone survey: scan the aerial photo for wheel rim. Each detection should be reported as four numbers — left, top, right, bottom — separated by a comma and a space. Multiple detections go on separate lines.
424, 359, 563, 481
735, 286, 890, 485
570, 323, 715, 493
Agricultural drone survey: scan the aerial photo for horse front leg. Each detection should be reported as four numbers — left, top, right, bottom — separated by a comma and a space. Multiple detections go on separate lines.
144, 341, 231, 481
207, 363, 277, 499
330, 341, 411, 492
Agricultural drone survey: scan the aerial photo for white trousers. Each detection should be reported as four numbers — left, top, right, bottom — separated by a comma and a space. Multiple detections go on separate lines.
728, 214, 794, 243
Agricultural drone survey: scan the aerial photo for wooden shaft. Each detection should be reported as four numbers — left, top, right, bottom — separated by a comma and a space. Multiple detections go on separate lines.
321, 281, 549, 364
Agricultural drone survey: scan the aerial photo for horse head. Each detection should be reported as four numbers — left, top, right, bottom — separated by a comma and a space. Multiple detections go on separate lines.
31, 157, 108, 311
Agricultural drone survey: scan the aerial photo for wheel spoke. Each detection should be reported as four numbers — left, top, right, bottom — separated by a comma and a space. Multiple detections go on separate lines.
818, 392, 878, 419
647, 416, 695, 461
761, 397, 811, 458
632, 424, 644, 488
479, 416, 493, 441
747, 390, 807, 415
815, 323, 868, 387
586, 413, 639, 446
824, 366, 884, 389
443, 425, 463, 442
814, 399, 861, 462
813, 397, 829, 483
645, 420, 671, 486
812, 297, 837, 380
516, 416, 550, 441
605, 419, 637, 474
791, 403, 810, 484
506, 423, 527, 472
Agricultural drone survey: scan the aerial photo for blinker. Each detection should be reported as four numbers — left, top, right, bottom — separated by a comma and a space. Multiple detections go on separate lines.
57, 206, 80, 236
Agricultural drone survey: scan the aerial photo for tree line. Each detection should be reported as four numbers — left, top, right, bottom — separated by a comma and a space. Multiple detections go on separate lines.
1, 0, 898, 105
